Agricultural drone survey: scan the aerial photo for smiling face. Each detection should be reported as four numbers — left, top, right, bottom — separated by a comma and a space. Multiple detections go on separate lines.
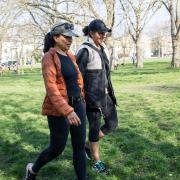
53, 34, 73, 52
90, 31, 106, 47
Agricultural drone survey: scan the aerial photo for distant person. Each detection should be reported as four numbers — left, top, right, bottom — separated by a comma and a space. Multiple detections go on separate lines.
25, 22, 87, 180
0, 64, 4, 75
131, 53, 136, 65
8, 65, 11, 71
112, 47, 119, 70
12, 63, 18, 73
76, 19, 118, 173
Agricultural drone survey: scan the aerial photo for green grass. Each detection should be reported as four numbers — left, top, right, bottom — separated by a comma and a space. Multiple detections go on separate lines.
0, 61, 179, 180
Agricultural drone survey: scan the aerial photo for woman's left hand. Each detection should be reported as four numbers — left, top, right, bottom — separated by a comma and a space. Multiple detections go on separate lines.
67, 111, 81, 126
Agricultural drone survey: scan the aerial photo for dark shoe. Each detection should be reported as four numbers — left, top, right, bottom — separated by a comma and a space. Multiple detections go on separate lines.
25, 163, 37, 180
85, 146, 91, 160
74, 174, 89, 180
92, 160, 109, 174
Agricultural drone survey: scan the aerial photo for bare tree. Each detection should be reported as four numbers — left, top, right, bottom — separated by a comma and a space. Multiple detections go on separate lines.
20, 0, 117, 65
20, 0, 116, 34
11, 22, 43, 65
161, 0, 180, 68
150, 22, 171, 57
103, 0, 116, 69
119, 0, 161, 68
0, 0, 22, 63
20, 0, 95, 30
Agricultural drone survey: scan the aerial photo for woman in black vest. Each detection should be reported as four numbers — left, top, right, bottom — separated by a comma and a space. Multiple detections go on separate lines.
76, 19, 118, 173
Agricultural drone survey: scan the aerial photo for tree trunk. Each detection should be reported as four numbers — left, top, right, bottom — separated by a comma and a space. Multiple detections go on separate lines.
171, 35, 180, 68
105, 0, 115, 28
106, 36, 114, 70
0, 41, 2, 63
104, 0, 115, 70
136, 38, 144, 68
169, 0, 180, 68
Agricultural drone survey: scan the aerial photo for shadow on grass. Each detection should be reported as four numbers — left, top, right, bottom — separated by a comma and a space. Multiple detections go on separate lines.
0, 123, 78, 180
103, 92, 180, 179
103, 127, 180, 180
111, 61, 180, 77
0, 74, 43, 85
145, 84, 180, 93
0, 94, 77, 180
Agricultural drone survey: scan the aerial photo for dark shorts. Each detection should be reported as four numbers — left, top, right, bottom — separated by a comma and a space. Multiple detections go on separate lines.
86, 94, 118, 142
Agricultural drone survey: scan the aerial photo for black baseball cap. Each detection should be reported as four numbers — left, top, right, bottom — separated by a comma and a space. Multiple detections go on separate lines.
50, 22, 78, 37
88, 19, 111, 33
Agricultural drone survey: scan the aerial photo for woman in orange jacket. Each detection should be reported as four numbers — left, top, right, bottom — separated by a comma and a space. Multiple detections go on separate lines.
25, 22, 87, 180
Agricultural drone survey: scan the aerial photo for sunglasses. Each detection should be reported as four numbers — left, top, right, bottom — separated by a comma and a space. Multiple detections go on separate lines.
52, 23, 74, 32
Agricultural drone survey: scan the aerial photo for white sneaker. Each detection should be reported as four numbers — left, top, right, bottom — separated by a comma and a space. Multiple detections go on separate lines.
25, 163, 36, 180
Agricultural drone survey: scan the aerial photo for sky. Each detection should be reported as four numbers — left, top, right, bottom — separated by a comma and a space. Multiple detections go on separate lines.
3, 1, 171, 40
113, 4, 170, 38
146, 6, 170, 28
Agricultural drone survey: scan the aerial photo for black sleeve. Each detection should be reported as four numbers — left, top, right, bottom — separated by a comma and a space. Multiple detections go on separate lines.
76, 48, 89, 77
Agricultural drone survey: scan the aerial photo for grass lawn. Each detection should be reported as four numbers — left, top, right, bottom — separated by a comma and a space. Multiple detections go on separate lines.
0, 60, 179, 180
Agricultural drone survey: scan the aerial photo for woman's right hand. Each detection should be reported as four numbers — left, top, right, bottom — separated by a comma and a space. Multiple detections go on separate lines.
67, 111, 81, 126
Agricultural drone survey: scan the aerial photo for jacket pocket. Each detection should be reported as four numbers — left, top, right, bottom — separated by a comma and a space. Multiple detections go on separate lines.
84, 71, 105, 107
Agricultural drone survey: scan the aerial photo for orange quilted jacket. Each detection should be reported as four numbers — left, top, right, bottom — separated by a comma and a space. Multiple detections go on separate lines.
42, 48, 84, 117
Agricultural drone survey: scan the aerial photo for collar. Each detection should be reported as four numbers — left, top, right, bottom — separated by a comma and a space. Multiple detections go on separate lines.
85, 37, 101, 49
49, 47, 67, 56
56, 48, 67, 56
85, 37, 107, 50
48, 48, 76, 62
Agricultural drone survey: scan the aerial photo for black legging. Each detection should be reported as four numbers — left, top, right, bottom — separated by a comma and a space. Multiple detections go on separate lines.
32, 101, 86, 180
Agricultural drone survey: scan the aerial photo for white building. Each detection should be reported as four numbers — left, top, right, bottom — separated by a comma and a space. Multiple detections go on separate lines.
1, 41, 41, 65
